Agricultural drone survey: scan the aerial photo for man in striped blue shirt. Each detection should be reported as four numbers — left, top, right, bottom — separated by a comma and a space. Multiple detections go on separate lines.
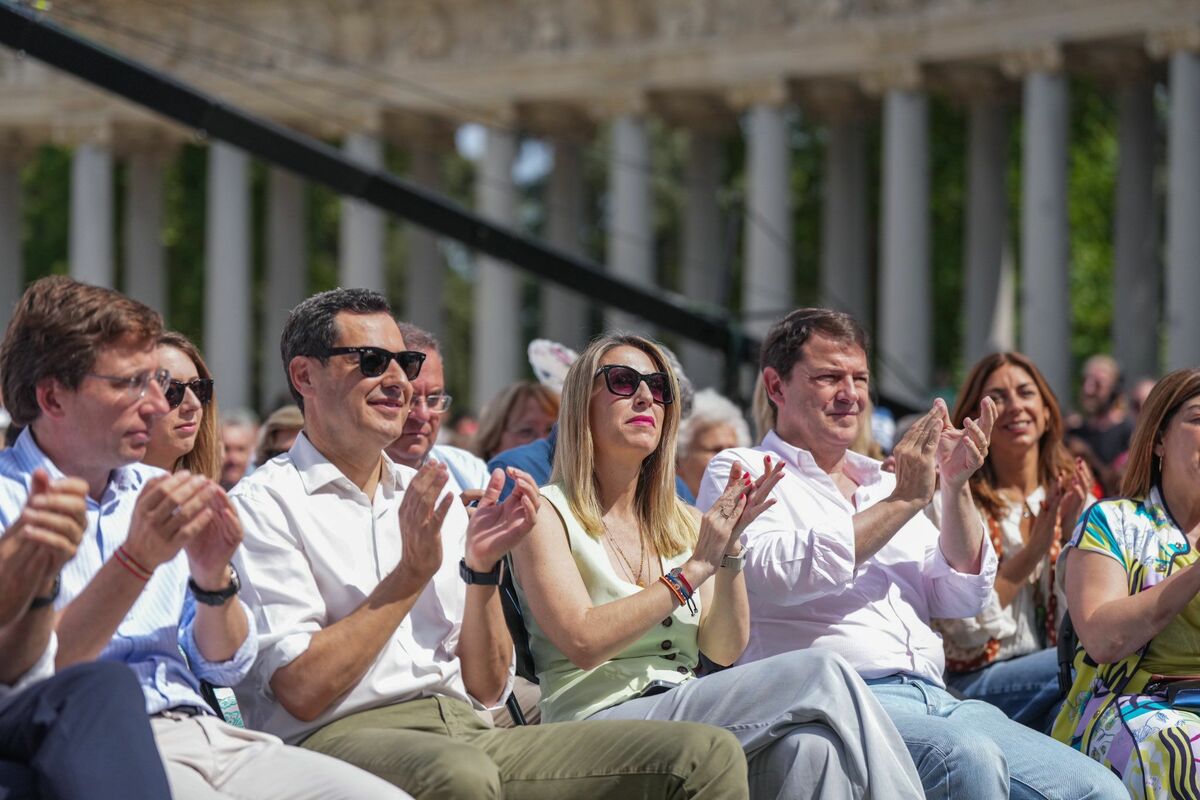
0, 277, 408, 800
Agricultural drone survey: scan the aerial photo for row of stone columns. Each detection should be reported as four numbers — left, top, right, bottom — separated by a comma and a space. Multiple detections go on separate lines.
3, 46, 1199, 414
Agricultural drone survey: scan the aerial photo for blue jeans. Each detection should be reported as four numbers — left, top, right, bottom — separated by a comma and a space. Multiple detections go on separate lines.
866, 674, 1125, 800
946, 648, 1064, 733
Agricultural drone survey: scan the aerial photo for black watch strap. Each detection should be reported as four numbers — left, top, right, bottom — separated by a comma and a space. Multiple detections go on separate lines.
459, 558, 501, 585
29, 573, 60, 610
188, 565, 240, 606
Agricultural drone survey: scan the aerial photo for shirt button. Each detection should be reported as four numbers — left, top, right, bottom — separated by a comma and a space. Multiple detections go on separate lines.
662, 617, 673, 627
676, 666, 689, 675
661, 640, 672, 651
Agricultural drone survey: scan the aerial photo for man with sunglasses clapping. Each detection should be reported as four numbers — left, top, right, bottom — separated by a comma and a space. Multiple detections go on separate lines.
229, 288, 747, 798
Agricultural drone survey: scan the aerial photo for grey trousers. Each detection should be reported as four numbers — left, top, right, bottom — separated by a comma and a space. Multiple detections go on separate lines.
590, 649, 925, 800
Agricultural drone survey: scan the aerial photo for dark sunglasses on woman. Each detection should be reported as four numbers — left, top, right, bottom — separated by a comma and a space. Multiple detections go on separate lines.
165, 378, 214, 409
324, 347, 426, 380
595, 364, 674, 405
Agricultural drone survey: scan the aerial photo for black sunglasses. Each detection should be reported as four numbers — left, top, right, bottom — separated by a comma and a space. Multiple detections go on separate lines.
325, 347, 425, 380
165, 378, 214, 409
595, 364, 674, 405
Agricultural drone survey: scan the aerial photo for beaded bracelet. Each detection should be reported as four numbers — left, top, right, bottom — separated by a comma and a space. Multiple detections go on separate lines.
663, 568, 699, 616
658, 574, 686, 606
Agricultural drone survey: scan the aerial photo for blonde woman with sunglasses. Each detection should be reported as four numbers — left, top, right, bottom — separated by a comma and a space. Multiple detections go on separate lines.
511, 333, 923, 799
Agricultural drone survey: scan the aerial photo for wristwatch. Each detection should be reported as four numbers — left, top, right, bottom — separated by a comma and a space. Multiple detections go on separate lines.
459, 558, 501, 585
188, 565, 241, 606
29, 573, 60, 610
720, 551, 746, 572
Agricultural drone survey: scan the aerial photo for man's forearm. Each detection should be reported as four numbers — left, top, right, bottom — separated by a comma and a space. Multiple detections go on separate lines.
938, 483, 985, 573
0, 608, 54, 685
457, 586, 512, 707
269, 569, 426, 722
55, 559, 146, 668
852, 496, 924, 566
193, 598, 250, 663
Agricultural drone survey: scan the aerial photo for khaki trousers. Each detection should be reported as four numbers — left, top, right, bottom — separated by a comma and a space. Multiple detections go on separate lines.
152, 710, 410, 800
301, 694, 748, 800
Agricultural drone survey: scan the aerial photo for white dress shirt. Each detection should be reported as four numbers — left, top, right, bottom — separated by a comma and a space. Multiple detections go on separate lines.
697, 431, 996, 687
230, 432, 511, 744
429, 444, 490, 493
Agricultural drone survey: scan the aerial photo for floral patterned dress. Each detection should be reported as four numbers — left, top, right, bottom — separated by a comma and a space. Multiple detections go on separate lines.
1054, 487, 1200, 799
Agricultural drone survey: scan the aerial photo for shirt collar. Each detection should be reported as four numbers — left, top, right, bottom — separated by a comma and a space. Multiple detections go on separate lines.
290, 431, 403, 497
761, 428, 883, 489
14, 427, 143, 495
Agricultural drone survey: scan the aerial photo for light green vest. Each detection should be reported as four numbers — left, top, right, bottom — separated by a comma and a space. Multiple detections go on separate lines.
515, 483, 700, 723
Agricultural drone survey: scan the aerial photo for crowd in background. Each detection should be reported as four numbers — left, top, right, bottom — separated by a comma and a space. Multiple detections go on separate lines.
1, 275, 1198, 800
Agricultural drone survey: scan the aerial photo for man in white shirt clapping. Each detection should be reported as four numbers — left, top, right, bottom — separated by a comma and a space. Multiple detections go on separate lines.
698, 308, 1125, 800
230, 288, 749, 799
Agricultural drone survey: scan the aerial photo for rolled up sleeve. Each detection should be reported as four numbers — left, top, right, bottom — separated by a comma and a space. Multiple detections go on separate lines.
699, 451, 857, 605
922, 516, 998, 618
230, 493, 328, 699
179, 597, 258, 687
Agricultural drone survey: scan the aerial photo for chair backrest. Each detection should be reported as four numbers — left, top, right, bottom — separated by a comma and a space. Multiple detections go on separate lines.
499, 554, 540, 686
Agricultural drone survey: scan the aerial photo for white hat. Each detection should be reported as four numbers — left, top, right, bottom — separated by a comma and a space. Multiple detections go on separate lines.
527, 339, 579, 393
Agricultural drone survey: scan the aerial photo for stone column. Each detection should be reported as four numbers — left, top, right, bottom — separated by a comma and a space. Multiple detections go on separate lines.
406, 144, 445, 340
262, 166, 307, 410
204, 142, 252, 413
1159, 37, 1200, 371
1006, 47, 1071, 403
542, 136, 591, 350
742, 92, 793, 340
679, 129, 727, 390
871, 67, 931, 408
605, 112, 654, 334
807, 82, 870, 325
0, 142, 28, 331
471, 127, 520, 410
1112, 74, 1159, 378
340, 131, 385, 292
957, 71, 1016, 364
69, 138, 114, 287
122, 144, 173, 315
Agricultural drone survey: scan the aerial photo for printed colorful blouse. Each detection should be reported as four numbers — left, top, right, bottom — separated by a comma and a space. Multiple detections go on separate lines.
1054, 487, 1200, 800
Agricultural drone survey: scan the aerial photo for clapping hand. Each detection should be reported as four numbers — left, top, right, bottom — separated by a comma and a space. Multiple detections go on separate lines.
937, 397, 998, 492
185, 486, 244, 589
123, 472, 218, 574
395, 460, 453, 585
463, 468, 540, 573
0, 469, 88, 624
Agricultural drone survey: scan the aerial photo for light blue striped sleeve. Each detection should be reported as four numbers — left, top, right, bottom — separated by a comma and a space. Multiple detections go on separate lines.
179, 592, 258, 686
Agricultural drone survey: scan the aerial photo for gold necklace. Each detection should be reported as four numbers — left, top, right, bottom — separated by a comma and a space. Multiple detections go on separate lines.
605, 524, 647, 587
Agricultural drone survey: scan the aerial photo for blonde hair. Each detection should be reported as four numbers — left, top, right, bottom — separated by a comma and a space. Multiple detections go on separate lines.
1121, 368, 1200, 499
553, 334, 697, 557
751, 373, 775, 443
471, 381, 560, 460
158, 332, 220, 480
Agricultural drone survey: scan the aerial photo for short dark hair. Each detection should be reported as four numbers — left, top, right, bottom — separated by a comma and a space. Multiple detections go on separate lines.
1, 276, 162, 426
760, 308, 869, 380
395, 322, 440, 355
280, 288, 392, 410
